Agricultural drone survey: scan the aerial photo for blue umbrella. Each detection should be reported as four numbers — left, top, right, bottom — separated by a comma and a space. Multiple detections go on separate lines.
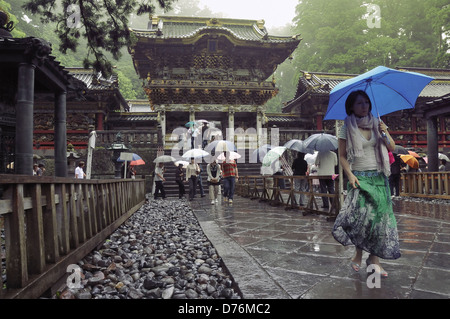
185, 121, 197, 127
324, 66, 434, 120
117, 153, 143, 163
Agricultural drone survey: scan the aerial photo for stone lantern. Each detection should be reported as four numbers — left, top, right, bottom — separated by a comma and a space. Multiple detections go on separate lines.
107, 132, 129, 178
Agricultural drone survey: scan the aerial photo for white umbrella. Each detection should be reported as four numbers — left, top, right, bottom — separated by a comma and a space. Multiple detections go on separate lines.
262, 146, 287, 167
182, 149, 209, 159
438, 153, 450, 162
153, 155, 176, 163
284, 139, 314, 154
217, 151, 241, 161
305, 151, 319, 165
175, 160, 189, 168
303, 133, 338, 152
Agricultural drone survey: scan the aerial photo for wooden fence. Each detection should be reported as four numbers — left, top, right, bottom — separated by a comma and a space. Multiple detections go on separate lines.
400, 172, 450, 199
0, 174, 145, 299
236, 172, 450, 220
236, 175, 341, 222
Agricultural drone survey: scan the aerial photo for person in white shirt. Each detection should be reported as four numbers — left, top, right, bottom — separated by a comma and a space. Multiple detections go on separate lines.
186, 158, 200, 201
75, 161, 86, 179
315, 150, 338, 209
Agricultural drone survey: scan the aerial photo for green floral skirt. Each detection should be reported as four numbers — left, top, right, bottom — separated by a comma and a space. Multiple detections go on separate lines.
332, 170, 401, 259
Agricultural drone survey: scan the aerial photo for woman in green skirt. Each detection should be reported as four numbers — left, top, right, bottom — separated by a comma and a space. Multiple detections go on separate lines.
332, 90, 401, 278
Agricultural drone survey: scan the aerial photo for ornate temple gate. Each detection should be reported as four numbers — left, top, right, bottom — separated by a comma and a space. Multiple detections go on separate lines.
128, 16, 301, 149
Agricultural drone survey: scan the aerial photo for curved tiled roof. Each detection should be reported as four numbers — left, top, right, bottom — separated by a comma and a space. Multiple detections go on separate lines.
131, 16, 300, 44
64, 67, 119, 91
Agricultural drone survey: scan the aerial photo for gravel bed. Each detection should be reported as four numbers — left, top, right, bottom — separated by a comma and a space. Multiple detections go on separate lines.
60, 198, 241, 299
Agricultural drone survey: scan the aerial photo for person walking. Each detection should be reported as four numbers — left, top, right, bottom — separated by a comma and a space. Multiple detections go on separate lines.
201, 122, 209, 149
196, 163, 206, 198
332, 90, 400, 278
439, 159, 447, 171
75, 161, 86, 179
207, 158, 222, 205
389, 153, 402, 196
315, 150, 338, 210
291, 152, 308, 206
186, 158, 200, 201
260, 161, 277, 200
221, 152, 239, 204
153, 162, 166, 199
175, 163, 186, 199
33, 164, 42, 176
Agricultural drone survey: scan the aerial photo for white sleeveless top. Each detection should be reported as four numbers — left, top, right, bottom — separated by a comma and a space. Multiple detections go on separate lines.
338, 124, 379, 172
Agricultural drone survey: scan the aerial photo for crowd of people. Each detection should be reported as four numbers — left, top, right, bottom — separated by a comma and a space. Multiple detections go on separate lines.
153, 152, 238, 205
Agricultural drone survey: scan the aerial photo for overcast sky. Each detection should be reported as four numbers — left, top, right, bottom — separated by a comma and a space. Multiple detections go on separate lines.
196, 0, 298, 29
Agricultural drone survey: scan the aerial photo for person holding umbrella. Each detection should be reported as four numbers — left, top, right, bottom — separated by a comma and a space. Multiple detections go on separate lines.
315, 150, 338, 210
332, 90, 400, 278
153, 162, 166, 200
175, 163, 186, 199
221, 151, 239, 204
291, 152, 308, 206
207, 157, 222, 205
389, 153, 403, 197
186, 158, 200, 201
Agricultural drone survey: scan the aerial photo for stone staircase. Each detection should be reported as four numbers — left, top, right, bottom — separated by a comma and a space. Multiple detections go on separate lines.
157, 148, 262, 198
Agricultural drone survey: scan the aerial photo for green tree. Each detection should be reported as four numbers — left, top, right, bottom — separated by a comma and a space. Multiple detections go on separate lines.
291, 0, 450, 73
21, 0, 176, 77
117, 69, 137, 100
0, 0, 26, 37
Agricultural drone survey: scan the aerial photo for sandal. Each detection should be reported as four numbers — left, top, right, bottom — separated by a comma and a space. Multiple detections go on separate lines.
366, 258, 388, 278
350, 260, 361, 272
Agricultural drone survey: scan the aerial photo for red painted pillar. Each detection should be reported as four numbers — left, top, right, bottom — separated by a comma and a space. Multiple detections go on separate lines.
96, 113, 104, 131
316, 114, 323, 131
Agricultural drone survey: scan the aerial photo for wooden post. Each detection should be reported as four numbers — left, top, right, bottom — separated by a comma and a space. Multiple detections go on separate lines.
5, 184, 28, 288
27, 184, 45, 274
42, 184, 59, 263
69, 184, 79, 248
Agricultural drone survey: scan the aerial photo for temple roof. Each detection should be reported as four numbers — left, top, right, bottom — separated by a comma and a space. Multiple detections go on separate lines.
64, 67, 119, 91
131, 16, 301, 45
283, 67, 450, 113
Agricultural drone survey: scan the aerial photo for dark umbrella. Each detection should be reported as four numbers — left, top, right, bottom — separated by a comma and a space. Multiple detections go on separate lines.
393, 145, 408, 155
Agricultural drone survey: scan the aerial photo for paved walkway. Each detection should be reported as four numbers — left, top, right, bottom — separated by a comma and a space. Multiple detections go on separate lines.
189, 196, 450, 299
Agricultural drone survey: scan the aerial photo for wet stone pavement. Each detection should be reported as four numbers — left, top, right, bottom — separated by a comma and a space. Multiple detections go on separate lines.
189, 195, 450, 299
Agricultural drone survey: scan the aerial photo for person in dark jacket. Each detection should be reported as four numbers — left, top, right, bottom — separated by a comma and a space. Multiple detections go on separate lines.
291, 152, 309, 206
389, 153, 402, 196
175, 163, 186, 199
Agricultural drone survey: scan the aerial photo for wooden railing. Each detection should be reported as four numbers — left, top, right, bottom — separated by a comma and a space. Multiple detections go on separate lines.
236, 175, 341, 222
400, 172, 450, 199
236, 173, 449, 220
0, 175, 145, 299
